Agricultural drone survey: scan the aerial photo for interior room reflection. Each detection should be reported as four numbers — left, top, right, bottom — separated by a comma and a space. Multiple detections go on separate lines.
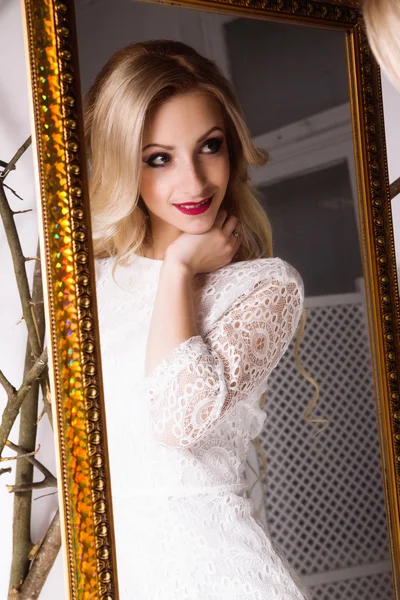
75, 2, 394, 598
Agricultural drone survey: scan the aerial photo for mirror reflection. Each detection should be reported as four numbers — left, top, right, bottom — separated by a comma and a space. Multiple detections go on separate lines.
73, 1, 396, 598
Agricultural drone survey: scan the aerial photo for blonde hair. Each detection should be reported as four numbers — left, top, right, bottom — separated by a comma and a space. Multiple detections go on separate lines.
84, 40, 325, 475
363, 0, 400, 91
84, 39, 272, 271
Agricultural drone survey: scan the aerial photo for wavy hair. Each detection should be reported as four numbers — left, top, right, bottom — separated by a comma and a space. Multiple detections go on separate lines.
363, 0, 400, 91
84, 39, 272, 270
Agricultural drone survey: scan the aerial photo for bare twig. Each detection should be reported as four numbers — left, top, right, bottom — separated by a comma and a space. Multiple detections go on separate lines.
3, 183, 24, 201
1, 137, 58, 598
33, 491, 58, 502
0, 371, 16, 398
7, 480, 57, 493
0, 184, 42, 356
4, 441, 56, 486
390, 176, 400, 200
39, 378, 53, 432
17, 510, 61, 600
4, 348, 46, 397
7, 240, 50, 596
1, 445, 39, 463
35, 406, 46, 425
0, 347, 48, 457
0, 136, 32, 181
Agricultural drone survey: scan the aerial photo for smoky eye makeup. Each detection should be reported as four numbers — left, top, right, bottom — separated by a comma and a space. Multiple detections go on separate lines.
203, 136, 224, 154
143, 136, 225, 168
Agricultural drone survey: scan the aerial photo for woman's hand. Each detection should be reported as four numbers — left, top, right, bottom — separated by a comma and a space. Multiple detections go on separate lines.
164, 208, 242, 275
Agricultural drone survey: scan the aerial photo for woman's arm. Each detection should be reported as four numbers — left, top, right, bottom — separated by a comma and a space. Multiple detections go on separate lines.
145, 208, 241, 376
145, 258, 198, 376
140, 258, 304, 448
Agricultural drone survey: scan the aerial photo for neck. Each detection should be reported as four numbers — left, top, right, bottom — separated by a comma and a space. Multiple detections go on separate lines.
145, 214, 183, 260
143, 247, 165, 260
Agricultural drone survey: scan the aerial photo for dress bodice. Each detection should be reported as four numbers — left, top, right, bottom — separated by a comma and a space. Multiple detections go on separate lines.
94, 254, 304, 500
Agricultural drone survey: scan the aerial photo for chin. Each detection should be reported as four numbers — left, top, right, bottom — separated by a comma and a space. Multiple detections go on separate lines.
180, 222, 213, 235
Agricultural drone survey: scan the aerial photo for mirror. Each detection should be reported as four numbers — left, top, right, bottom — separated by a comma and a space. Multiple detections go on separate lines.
17, 0, 400, 598
72, 1, 396, 599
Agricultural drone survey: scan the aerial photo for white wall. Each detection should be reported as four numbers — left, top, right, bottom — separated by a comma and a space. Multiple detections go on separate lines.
382, 73, 400, 278
0, 1, 399, 598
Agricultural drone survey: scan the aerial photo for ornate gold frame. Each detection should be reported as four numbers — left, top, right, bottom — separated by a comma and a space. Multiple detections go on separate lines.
20, 0, 400, 598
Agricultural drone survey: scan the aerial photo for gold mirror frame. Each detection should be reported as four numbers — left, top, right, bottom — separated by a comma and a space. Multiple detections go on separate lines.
20, 0, 400, 598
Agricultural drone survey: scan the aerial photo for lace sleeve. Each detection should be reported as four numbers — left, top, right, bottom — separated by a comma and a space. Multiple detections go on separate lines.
142, 258, 304, 448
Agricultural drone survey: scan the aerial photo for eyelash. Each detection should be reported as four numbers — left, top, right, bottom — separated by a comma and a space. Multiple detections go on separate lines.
144, 137, 225, 168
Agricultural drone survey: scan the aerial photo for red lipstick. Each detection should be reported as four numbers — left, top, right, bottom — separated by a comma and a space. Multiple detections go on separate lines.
173, 195, 213, 215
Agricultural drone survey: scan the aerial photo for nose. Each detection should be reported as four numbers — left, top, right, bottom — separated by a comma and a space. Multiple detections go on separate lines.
176, 157, 208, 200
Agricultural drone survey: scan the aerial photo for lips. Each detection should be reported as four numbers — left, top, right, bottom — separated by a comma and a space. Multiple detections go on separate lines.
173, 196, 213, 215
173, 195, 213, 207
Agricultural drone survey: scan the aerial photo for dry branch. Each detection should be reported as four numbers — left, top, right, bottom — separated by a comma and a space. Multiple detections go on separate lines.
1, 137, 59, 598
390, 175, 400, 200
0, 138, 42, 364
4, 441, 57, 493
17, 510, 61, 600
0, 136, 32, 180
7, 240, 48, 595
0, 348, 48, 458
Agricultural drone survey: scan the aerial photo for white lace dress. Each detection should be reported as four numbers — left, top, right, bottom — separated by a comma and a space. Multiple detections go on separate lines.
94, 253, 312, 600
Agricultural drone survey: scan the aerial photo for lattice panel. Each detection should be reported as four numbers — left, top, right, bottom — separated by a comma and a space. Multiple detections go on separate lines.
254, 299, 394, 597
308, 571, 394, 600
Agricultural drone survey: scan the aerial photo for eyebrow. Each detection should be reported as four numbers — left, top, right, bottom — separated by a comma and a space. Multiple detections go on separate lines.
142, 126, 225, 151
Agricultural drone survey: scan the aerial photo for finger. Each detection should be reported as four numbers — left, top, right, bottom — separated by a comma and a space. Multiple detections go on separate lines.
233, 222, 242, 245
222, 214, 238, 237
213, 208, 228, 229
234, 223, 242, 247
231, 227, 242, 258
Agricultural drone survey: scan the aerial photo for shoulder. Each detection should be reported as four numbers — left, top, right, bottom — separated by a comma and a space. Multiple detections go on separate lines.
261, 257, 304, 293
202, 256, 303, 291
227, 257, 304, 303
93, 255, 114, 287
196, 257, 304, 333
244, 256, 302, 285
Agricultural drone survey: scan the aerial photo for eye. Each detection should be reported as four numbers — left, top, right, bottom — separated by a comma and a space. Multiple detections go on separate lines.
202, 137, 224, 154
143, 137, 224, 168
144, 152, 171, 168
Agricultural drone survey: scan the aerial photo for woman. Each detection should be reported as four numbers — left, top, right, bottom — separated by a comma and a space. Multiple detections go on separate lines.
87, 40, 312, 599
